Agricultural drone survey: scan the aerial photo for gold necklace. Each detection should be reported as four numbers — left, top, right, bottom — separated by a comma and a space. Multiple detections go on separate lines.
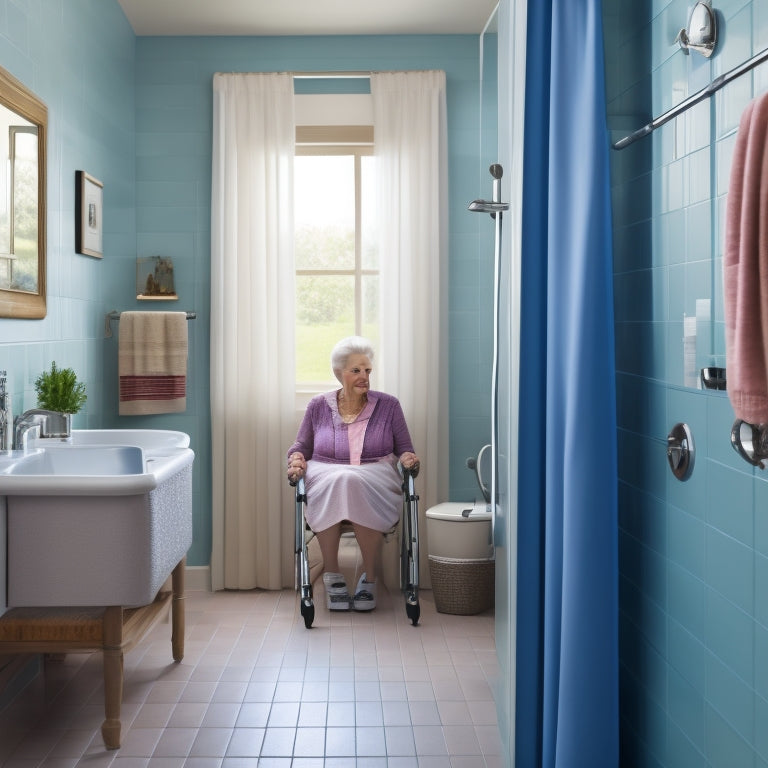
338, 391, 366, 423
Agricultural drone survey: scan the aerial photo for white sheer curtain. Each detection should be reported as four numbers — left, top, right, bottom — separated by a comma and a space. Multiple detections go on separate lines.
371, 71, 449, 583
210, 73, 296, 591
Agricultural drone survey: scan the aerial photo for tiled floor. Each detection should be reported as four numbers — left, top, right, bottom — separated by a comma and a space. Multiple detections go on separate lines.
0, 547, 503, 767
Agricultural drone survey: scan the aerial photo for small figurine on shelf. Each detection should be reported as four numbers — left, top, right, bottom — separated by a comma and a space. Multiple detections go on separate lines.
136, 255, 177, 299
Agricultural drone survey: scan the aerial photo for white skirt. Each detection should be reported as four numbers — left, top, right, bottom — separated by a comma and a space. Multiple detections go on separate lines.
304, 454, 402, 533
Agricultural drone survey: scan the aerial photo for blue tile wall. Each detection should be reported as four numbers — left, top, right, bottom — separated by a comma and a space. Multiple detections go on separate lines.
605, 0, 768, 765
0, 0, 135, 610
0, 0, 135, 418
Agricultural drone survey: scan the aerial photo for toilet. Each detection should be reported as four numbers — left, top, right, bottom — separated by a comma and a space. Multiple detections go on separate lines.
425, 445, 495, 614
425, 500, 493, 560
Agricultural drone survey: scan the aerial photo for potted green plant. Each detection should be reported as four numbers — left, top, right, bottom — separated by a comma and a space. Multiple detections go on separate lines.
34, 362, 87, 437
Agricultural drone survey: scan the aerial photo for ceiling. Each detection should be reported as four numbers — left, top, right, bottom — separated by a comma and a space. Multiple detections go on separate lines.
116, 0, 499, 37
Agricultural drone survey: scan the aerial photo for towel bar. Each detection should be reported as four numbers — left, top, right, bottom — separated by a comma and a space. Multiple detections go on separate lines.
104, 310, 196, 338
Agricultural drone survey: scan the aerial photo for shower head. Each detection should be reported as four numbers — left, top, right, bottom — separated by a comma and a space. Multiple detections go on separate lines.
468, 163, 510, 214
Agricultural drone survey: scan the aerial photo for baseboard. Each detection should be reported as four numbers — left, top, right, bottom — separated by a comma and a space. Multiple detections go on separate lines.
185, 565, 211, 592
181, 561, 422, 593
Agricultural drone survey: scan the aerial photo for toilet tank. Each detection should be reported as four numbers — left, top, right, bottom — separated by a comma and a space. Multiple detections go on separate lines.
426, 501, 493, 560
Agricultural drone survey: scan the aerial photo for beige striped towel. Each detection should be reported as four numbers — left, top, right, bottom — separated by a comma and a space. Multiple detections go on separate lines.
118, 311, 187, 415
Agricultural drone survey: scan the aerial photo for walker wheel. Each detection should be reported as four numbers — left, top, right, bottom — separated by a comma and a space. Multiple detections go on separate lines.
406, 600, 420, 626
301, 598, 315, 628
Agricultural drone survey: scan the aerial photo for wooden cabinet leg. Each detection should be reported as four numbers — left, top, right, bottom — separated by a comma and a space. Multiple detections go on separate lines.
171, 556, 185, 663
101, 606, 124, 750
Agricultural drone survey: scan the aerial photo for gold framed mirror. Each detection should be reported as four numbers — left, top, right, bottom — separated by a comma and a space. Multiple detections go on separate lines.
0, 64, 46, 319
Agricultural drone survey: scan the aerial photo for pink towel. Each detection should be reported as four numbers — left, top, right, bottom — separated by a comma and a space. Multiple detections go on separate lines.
119, 312, 187, 415
724, 91, 768, 423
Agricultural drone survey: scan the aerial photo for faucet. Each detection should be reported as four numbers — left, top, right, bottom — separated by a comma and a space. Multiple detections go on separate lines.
13, 408, 71, 450
0, 370, 10, 451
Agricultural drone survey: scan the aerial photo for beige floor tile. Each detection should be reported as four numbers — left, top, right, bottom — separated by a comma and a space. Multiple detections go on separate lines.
0, 547, 503, 767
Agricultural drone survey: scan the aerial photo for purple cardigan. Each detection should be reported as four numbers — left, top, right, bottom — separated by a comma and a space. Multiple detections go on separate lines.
287, 390, 415, 464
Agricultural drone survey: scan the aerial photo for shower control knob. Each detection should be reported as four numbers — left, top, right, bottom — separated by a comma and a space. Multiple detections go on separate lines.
667, 422, 694, 480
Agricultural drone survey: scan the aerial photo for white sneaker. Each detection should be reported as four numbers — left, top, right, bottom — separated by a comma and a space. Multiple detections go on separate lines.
323, 572, 351, 610
353, 573, 377, 611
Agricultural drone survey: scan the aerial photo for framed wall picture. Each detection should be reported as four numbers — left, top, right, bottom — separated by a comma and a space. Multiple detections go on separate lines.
75, 170, 103, 258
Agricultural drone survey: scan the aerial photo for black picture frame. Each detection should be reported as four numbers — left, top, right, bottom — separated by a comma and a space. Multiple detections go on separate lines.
75, 170, 103, 258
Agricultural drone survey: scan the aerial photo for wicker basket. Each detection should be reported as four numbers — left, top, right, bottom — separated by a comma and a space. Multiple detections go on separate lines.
428, 555, 495, 615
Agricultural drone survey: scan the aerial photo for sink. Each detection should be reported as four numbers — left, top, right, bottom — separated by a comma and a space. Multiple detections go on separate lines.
67, 428, 190, 451
0, 450, 28, 472
0, 429, 192, 495
4, 445, 144, 476
1, 429, 194, 607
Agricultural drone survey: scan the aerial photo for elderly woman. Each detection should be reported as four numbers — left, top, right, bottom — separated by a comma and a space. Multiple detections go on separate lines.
287, 336, 420, 612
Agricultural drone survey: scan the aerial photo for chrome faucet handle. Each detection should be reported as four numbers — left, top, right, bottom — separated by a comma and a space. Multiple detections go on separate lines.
13, 409, 47, 450
13, 408, 72, 450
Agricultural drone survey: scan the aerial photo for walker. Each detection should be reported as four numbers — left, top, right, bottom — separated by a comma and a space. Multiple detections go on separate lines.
292, 466, 420, 627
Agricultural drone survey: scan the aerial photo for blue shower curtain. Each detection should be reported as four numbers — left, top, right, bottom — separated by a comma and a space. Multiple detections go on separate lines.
515, 1, 618, 766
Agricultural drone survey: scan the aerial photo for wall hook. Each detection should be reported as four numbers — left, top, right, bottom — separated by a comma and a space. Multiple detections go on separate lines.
676, 1, 717, 58
730, 419, 768, 469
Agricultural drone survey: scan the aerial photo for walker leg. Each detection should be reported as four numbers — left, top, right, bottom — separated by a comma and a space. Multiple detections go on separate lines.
294, 479, 315, 628
401, 470, 420, 626
300, 595, 315, 628
406, 597, 420, 626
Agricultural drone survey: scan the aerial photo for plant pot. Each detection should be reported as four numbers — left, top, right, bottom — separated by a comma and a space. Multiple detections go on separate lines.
43, 412, 71, 438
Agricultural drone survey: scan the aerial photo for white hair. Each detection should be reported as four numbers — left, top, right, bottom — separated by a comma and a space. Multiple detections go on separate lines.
331, 336, 375, 383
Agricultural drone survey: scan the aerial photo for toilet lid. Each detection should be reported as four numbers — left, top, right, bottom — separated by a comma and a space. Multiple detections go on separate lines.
425, 501, 491, 521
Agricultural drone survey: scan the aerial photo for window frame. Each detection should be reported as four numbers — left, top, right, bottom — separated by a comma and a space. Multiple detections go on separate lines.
294, 125, 376, 397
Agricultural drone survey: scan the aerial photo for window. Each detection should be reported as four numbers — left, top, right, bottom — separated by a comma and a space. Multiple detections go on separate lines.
294, 125, 377, 388
0, 126, 38, 292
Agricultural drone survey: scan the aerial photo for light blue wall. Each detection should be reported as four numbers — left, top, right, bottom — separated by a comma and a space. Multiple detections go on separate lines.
0, 0, 135, 616
0, 2, 492, 573
605, 1, 768, 765
133, 34, 492, 565
0, 0, 135, 422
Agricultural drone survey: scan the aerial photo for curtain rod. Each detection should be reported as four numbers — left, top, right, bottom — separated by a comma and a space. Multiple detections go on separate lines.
613, 45, 768, 150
